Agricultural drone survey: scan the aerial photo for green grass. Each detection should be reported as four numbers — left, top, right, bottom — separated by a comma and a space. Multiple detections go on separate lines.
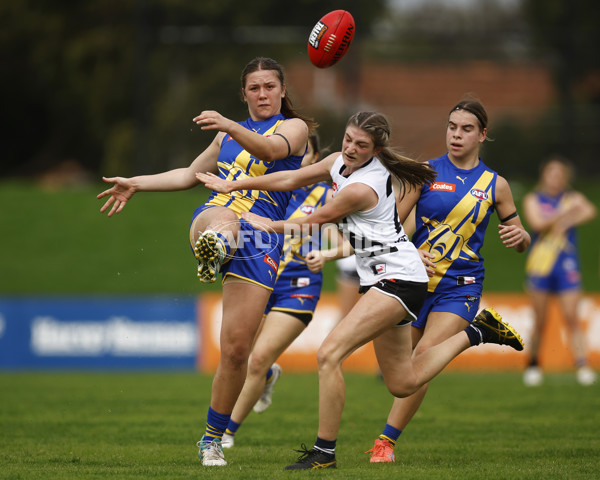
1, 179, 599, 294
1, 372, 599, 479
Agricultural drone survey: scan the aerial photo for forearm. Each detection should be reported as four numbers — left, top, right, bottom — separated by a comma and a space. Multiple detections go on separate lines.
229, 170, 302, 193
131, 168, 199, 192
227, 122, 284, 162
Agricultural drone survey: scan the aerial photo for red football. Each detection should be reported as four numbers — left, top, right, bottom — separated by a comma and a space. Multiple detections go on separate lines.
307, 10, 355, 68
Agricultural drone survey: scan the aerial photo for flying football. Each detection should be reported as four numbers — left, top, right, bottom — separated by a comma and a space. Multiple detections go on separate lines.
307, 10, 355, 68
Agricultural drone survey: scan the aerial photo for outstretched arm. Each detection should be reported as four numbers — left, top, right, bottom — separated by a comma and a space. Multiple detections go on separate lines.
243, 181, 378, 234
196, 152, 338, 194
97, 128, 222, 216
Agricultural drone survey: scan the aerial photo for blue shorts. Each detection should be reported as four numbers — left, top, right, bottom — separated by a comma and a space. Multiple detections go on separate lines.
412, 289, 481, 329
526, 256, 581, 293
265, 274, 322, 326
191, 206, 283, 290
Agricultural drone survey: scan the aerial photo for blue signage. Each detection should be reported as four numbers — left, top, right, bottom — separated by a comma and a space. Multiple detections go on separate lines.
0, 296, 199, 369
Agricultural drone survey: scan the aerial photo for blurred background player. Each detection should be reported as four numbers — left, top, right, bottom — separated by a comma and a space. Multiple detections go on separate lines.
220, 133, 338, 448
366, 98, 530, 463
98, 57, 315, 467
522, 156, 597, 386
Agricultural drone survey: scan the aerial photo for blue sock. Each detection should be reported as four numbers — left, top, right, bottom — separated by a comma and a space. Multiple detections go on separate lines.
225, 419, 241, 436
380, 424, 402, 446
314, 437, 336, 455
266, 367, 273, 383
203, 406, 230, 442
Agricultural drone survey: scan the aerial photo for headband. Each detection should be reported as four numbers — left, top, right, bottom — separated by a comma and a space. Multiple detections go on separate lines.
452, 106, 486, 129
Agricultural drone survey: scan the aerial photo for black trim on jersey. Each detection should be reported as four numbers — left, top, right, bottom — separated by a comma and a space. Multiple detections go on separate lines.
386, 175, 393, 197
393, 202, 402, 234
339, 157, 374, 178
346, 230, 408, 257
358, 246, 399, 258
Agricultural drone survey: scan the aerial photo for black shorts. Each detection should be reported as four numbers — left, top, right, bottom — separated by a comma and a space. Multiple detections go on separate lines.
359, 278, 427, 326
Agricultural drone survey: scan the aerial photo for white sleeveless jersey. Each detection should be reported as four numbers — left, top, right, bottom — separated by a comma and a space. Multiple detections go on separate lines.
330, 155, 428, 286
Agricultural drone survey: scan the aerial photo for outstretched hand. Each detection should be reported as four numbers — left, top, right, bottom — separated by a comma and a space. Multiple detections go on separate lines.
195, 172, 234, 193
97, 176, 136, 217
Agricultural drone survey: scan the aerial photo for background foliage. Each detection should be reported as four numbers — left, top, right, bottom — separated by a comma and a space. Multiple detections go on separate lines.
2, 0, 600, 179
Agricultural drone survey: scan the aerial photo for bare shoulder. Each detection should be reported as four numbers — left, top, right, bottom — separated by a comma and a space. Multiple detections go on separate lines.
321, 151, 341, 167
276, 117, 308, 134
494, 174, 516, 199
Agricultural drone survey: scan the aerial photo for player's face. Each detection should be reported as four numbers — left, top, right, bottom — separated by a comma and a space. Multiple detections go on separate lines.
541, 160, 569, 194
446, 110, 486, 161
342, 125, 379, 173
242, 70, 285, 121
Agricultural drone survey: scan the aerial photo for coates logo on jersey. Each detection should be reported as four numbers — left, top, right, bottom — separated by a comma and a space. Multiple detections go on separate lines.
430, 182, 456, 192
300, 205, 316, 215
264, 254, 278, 273
470, 188, 489, 201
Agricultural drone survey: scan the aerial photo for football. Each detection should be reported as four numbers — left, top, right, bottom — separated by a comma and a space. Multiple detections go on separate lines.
307, 10, 355, 68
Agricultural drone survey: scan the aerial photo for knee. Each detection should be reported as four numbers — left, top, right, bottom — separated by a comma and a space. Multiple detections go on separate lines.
380, 369, 420, 398
247, 350, 273, 377
316, 343, 341, 372
413, 341, 433, 357
220, 341, 251, 371
386, 380, 418, 398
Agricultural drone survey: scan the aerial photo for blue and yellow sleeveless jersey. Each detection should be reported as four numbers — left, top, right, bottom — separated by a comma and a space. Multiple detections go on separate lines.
525, 191, 581, 291
265, 182, 331, 318
205, 114, 303, 221
276, 182, 331, 281
412, 154, 497, 294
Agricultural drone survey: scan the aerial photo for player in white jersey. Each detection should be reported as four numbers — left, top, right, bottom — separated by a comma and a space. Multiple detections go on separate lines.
197, 111, 524, 470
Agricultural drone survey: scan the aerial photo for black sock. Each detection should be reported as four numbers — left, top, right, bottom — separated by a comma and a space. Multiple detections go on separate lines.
465, 324, 484, 346
314, 437, 336, 456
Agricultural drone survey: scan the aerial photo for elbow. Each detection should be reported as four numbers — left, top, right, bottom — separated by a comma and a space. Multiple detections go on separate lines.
261, 152, 279, 163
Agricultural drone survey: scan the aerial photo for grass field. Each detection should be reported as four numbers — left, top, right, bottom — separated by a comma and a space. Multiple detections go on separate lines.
1, 371, 599, 479
1, 179, 599, 295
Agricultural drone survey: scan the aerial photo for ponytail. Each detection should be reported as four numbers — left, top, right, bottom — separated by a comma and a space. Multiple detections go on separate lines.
347, 112, 436, 195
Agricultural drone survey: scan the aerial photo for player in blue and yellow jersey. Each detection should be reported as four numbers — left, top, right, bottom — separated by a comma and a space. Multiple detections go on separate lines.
218, 133, 338, 449
522, 156, 597, 387
366, 98, 531, 463
97, 57, 316, 467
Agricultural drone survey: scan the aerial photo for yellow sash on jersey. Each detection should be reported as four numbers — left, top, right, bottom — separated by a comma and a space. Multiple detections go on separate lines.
418, 171, 495, 292
525, 194, 572, 277
525, 233, 566, 277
